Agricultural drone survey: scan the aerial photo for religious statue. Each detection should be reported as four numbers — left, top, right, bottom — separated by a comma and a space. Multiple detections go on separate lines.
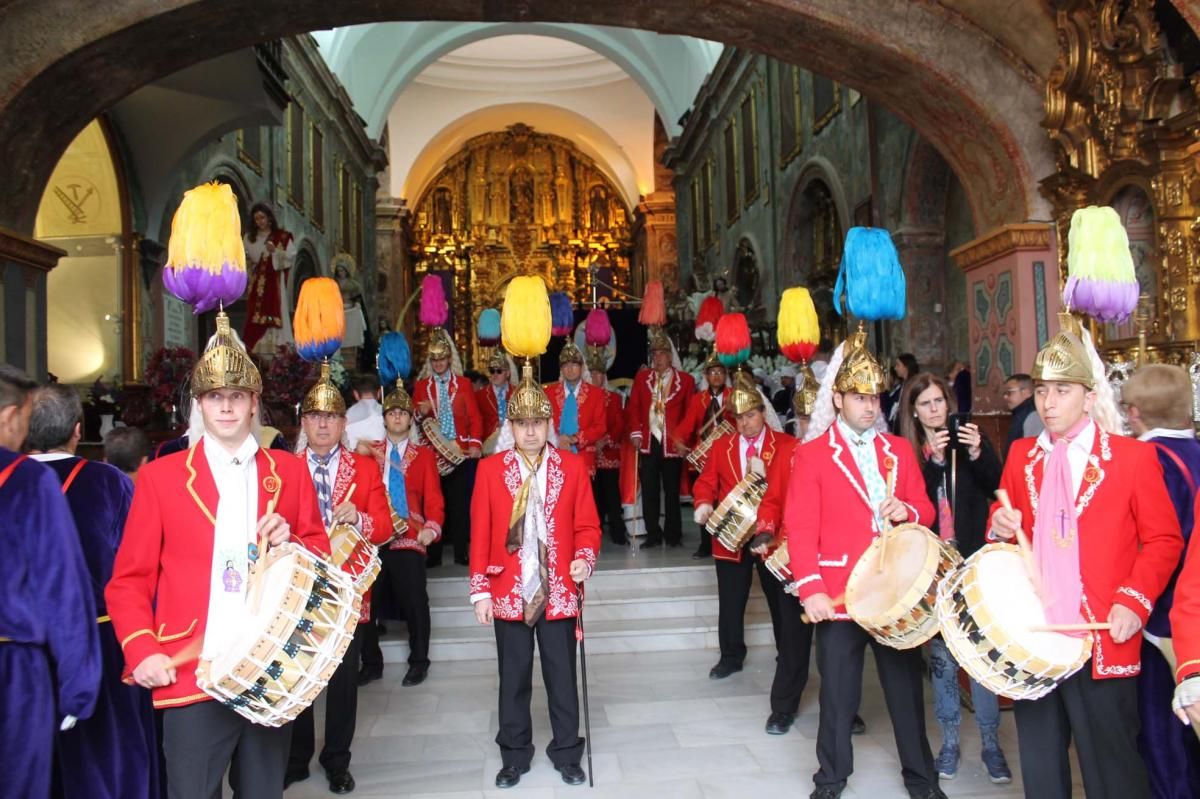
243, 201, 296, 354
333, 253, 367, 352
589, 185, 609, 231
510, 167, 535, 225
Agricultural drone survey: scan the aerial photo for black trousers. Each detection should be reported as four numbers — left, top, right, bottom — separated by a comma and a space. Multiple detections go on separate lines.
162, 700, 291, 799
592, 468, 627, 543
760, 566, 813, 714
1014, 669, 1150, 799
288, 630, 362, 775
428, 458, 476, 564
639, 437, 682, 545
493, 616, 585, 769
359, 608, 384, 672
377, 548, 431, 666
814, 621, 937, 792
714, 555, 772, 664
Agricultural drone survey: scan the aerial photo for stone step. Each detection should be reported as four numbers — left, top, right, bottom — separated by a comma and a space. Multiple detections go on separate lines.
428, 585, 770, 628
424, 563, 718, 599
380, 611, 776, 662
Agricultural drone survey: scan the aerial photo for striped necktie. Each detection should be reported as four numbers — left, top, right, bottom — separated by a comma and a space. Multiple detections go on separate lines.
310, 451, 333, 524
388, 443, 409, 518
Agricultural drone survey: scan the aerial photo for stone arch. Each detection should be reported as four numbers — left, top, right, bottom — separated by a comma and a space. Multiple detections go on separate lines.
780, 160, 849, 346
0, 0, 1076, 235
290, 238, 321, 314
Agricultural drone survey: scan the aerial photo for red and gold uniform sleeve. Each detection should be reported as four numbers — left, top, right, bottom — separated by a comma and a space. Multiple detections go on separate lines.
783, 441, 827, 601
1173, 526, 1200, 682
757, 436, 797, 535
468, 456, 497, 601
355, 454, 393, 546
415, 447, 445, 539
106, 466, 168, 673
570, 455, 602, 573
893, 438, 935, 526
691, 437, 723, 509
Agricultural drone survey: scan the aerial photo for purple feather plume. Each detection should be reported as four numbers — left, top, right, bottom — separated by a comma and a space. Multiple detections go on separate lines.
1063, 277, 1140, 324
550, 292, 574, 336
419, 274, 448, 326
163, 264, 247, 315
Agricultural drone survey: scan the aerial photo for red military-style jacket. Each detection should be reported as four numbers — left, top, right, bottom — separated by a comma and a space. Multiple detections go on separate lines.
626, 367, 695, 458
1172, 523, 1200, 683
546, 379, 606, 476
679, 386, 734, 449
362, 438, 446, 556
987, 425, 1183, 680
692, 427, 797, 563
476, 382, 512, 445
596, 387, 626, 470
468, 447, 602, 621
413, 372, 484, 452
784, 423, 934, 617
302, 447, 392, 620
105, 439, 329, 710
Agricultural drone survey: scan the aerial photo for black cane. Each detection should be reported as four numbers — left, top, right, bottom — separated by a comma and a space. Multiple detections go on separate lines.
575, 581, 595, 787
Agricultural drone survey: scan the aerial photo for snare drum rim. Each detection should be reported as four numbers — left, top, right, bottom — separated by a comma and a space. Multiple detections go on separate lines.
846, 523, 942, 627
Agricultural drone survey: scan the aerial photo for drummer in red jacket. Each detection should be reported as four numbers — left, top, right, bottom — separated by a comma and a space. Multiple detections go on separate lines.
469, 361, 601, 790
476, 349, 514, 448
546, 342, 606, 476
783, 329, 939, 799
105, 314, 329, 799
989, 314, 1182, 799
693, 371, 796, 682
680, 351, 734, 558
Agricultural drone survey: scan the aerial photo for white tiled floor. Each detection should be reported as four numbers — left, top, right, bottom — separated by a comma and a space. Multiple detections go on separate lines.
287, 646, 1085, 798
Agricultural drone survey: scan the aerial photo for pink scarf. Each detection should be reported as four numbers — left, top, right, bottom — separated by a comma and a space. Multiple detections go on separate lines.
1033, 417, 1089, 627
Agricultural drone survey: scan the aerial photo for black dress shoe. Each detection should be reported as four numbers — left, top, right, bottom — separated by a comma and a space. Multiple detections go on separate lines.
327, 769, 355, 794
283, 767, 309, 788
556, 763, 587, 785
691, 549, 710, 559
764, 711, 795, 735
906, 788, 948, 799
402, 665, 428, 686
709, 660, 743, 679
640, 539, 662, 550
851, 714, 866, 735
357, 666, 382, 687
809, 785, 845, 799
494, 765, 529, 788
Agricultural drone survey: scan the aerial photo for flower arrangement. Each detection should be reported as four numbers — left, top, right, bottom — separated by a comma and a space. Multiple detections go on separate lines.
118, 387, 155, 428
262, 345, 317, 409
328, 351, 349, 391
145, 347, 197, 413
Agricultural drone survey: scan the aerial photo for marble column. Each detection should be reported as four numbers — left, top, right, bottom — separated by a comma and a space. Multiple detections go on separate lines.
950, 223, 1059, 414
1, 227, 65, 378
633, 191, 678, 295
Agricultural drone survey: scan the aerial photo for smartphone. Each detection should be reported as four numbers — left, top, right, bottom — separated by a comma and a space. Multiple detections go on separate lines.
947, 412, 971, 452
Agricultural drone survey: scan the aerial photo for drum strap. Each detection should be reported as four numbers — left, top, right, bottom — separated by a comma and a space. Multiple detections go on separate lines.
1154, 443, 1197, 497
61, 458, 87, 495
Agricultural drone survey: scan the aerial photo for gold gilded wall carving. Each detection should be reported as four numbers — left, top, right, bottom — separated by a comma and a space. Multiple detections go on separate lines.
1041, 0, 1200, 358
410, 123, 634, 367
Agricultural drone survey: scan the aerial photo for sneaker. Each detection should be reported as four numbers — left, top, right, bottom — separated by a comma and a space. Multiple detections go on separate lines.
982, 746, 1012, 784
935, 744, 960, 779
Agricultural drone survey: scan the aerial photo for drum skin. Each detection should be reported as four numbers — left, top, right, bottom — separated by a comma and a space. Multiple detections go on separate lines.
328, 521, 381, 594
845, 523, 962, 650
935, 543, 1092, 701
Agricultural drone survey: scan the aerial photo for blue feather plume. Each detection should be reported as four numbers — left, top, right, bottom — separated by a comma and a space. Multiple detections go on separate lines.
549, 292, 575, 336
833, 227, 906, 321
378, 331, 412, 385
477, 308, 502, 346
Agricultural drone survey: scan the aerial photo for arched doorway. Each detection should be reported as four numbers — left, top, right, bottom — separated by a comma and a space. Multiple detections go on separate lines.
35, 118, 134, 384
783, 175, 845, 346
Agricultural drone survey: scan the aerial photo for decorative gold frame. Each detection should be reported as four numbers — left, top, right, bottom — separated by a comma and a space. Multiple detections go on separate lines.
309, 123, 324, 231
286, 100, 305, 212
780, 64, 804, 165
237, 128, 263, 176
812, 75, 842, 135
723, 120, 739, 224
741, 89, 760, 207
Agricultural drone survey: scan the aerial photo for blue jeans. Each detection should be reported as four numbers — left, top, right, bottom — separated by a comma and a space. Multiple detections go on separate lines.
929, 635, 999, 737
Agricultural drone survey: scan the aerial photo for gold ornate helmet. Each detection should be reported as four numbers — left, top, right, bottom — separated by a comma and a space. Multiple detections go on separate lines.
487, 348, 509, 373
794, 363, 819, 417
427, 328, 453, 361
834, 327, 887, 395
648, 327, 673, 353
301, 362, 346, 415
729, 370, 765, 416
191, 311, 262, 397
383, 379, 413, 415
585, 346, 607, 374
559, 341, 585, 366
1032, 312, 1095, 389
703, 349, 725, 372
507, 361, 552, 421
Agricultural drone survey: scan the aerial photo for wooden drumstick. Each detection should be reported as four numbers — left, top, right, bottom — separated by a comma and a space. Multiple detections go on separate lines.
122, 638, 202, 685
801, 593, 845, 624
343, 483, 357, 505
248, 495, 280, 613
994, 489, 1037, 588
1029, 622, 1111, 632
877, 467, 898, 573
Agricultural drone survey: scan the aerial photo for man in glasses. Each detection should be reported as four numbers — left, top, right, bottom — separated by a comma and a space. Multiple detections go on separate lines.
1002, 373, 1042, 459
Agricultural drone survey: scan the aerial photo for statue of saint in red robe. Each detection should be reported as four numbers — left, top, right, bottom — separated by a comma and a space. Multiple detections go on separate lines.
242, 201, 296, 354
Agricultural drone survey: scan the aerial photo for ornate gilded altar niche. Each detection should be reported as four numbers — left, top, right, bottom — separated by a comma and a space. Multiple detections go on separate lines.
1042, 0, 1200, 365
410, 123, 634, 367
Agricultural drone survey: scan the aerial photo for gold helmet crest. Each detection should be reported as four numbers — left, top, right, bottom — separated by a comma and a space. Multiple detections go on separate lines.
1032, 312, 1095, 389
507, 361, 552, 421
191, 311, 263, 397
426, 328, 453, 361
300, 362, 346, 415
794, 363, 819, 417
559, 341, 585, 366
383, 380, 413, 415
833, 328, 887, 395
729, 370, 765, 416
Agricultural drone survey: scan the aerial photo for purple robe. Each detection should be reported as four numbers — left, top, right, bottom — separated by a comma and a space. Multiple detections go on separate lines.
39, 457, 157, 799
0, 448, 99, 799
1139, 434, 1200, 799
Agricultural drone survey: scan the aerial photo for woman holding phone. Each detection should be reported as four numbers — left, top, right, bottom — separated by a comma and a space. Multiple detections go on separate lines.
899, 372, 1010, 784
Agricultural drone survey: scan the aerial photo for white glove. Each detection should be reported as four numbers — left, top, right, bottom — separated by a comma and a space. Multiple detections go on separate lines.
694, 504, 713, 526
1173, 676, 1200, 724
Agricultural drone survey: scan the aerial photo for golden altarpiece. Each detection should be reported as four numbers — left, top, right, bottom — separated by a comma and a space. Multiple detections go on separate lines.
1042, 0, 1200, 365
409, 124, 634, 367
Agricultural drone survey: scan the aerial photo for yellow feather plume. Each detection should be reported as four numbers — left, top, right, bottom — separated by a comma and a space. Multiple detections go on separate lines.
166, 182, 245, 276
501, 275, 552, 359
777, 287, 820, 363
293, 277, 345, 362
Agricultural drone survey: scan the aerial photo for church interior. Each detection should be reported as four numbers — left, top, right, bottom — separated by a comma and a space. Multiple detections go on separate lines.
5, 2, 1200, 797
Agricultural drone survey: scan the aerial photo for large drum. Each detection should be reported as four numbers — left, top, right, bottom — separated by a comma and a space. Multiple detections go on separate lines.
420, 417, 465, 475
764, 539, 791, 585
845, 522, 961, 650
687, 419, 734, 472
705, 471, 767, 553
328, 521, 381, 594
936, 543, 1093, 701
196, 542, 359, 726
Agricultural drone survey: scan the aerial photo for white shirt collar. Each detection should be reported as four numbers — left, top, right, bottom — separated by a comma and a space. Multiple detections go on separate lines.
203, 432, 259, 469
837, 416, 877, 447
387, 437, 409, 457
1139, 427, 1196, 442
30, 452, 74, 462
1035, 419, 1095, 454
